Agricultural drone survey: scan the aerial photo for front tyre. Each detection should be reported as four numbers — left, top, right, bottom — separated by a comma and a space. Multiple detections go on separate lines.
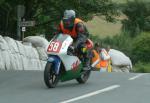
44, 62, 59, 88
76, 70, 91, 84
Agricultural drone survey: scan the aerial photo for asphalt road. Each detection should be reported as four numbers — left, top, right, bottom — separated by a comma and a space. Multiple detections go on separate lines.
0, 71, 150, 103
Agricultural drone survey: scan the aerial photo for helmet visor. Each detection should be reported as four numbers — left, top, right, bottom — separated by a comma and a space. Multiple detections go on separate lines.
63, 17, 74, 27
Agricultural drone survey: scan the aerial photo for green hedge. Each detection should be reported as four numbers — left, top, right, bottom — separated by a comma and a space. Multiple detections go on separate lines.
132, 32, 150, 63
133, 62, 150, 73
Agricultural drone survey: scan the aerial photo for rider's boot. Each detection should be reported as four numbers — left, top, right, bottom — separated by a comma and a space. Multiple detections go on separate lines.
83, 58, 91, 70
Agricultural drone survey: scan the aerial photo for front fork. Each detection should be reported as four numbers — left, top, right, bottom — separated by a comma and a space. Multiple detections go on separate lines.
47, 55, 61, 75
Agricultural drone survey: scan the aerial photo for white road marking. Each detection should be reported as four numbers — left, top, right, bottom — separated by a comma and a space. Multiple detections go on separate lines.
60, 85, 120, 103
128, 74, 145, 80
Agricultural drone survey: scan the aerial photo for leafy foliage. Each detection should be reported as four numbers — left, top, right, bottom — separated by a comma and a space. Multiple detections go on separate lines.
99, 32, 150, 63
0, 0, 118, 39
133, 62, 150, 73
132, 32, 150, 63
97, 33, 133, 57
122, 0, 150, 37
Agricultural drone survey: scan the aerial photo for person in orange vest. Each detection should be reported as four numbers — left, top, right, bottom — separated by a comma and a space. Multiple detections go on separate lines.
56, 10, 93, 70
99, 47, 111, 72
91, 43, 101, 70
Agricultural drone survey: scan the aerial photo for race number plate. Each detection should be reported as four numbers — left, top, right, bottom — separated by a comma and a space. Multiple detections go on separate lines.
47, 41, 62, 53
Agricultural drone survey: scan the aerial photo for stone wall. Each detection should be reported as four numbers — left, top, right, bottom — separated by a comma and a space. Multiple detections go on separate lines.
0, 35, 47, 70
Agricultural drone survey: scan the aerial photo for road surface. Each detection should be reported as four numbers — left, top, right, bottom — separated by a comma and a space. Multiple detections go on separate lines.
0, 71, 150, 103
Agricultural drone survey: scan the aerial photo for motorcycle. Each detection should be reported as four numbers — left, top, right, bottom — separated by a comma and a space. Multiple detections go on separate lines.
44, 33, 93, 88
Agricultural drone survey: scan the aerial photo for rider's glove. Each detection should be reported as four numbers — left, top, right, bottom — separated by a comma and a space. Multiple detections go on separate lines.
81, 47, 87, 53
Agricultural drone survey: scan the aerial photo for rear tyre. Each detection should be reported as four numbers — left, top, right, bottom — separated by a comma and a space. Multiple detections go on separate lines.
76, 70, 91, 84
44, 62, 59, 88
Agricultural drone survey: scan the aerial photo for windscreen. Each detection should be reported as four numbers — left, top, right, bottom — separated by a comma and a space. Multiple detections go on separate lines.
52, 34, 69, 42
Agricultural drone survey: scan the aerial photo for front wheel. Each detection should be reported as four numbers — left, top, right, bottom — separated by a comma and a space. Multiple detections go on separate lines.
76, 70, 91, 84
44, 62, 59, 88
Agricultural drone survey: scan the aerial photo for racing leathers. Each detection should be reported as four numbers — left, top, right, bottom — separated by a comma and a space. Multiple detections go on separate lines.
58, 18, 91, 69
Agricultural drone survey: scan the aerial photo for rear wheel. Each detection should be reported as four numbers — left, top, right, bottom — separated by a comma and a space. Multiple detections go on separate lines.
76, 70, 91, 84
44, 62, 59, 88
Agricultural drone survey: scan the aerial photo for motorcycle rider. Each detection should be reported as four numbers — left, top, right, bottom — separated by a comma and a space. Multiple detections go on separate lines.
56, 10, 92, 70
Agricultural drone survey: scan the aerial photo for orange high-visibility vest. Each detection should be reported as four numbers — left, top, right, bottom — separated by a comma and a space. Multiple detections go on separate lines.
100, 49, 109, 68
92, 50, 101, 68
100, 60, 108, 68
60, 18, 83, 38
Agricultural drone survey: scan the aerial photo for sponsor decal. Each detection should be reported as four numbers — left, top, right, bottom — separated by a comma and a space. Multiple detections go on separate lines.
71, 60, 80, 71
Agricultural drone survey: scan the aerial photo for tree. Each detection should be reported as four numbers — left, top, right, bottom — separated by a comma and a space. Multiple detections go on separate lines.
132, 32, 150, 63
0, 0, 118, 39
122, 0, 150, 37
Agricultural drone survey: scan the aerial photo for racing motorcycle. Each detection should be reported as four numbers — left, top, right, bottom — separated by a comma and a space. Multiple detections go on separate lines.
44, 33, 93, 88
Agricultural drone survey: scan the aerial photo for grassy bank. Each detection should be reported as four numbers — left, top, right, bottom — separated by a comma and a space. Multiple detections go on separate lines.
85, 16, 122, 38
132, 62, 150, 73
